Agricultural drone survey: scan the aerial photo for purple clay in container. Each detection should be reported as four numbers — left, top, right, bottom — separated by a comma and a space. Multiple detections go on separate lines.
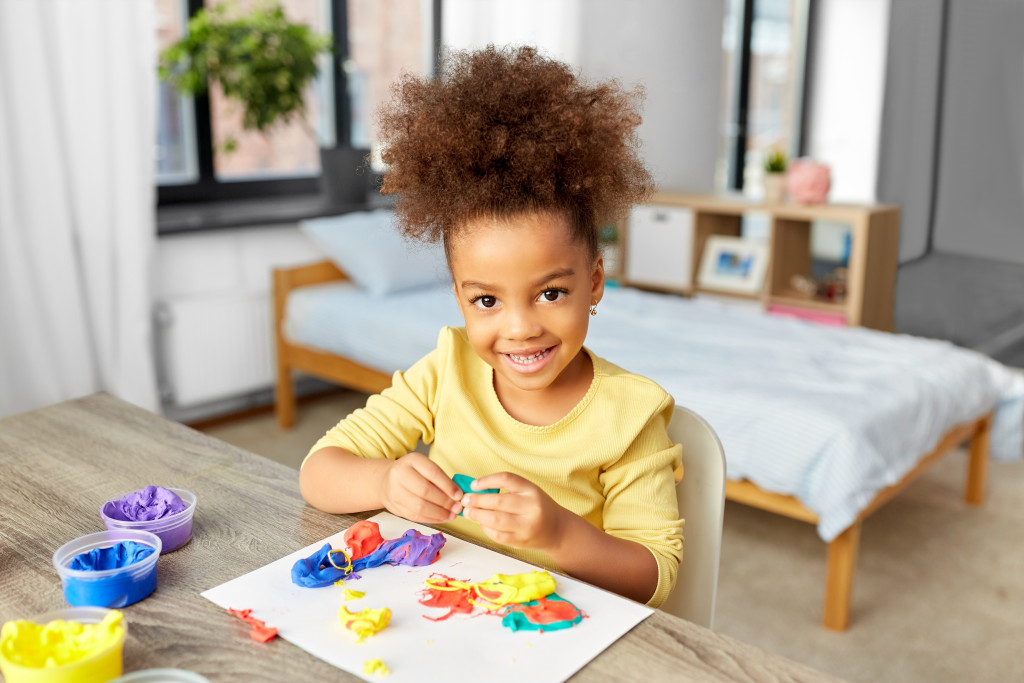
100, 486, 196, 553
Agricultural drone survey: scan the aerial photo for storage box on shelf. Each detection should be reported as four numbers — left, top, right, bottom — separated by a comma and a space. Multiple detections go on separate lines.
622, 192, 901, 331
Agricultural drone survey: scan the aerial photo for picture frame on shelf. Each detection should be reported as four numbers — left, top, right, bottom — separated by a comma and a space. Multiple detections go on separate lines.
697, 235, 769, 296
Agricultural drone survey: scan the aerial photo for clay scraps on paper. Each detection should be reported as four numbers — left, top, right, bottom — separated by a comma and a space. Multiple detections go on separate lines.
363, 658, 391, 675
338, 605, 391, 643
227, 608, 278, 643
418, 570, 585, 632
291, 522, 445, 588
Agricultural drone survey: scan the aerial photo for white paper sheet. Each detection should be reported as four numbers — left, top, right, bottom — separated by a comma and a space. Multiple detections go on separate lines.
201, 512, 653, 682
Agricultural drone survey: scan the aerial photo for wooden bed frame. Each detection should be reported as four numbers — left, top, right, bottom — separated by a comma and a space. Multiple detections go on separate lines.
273, 259, 993, 631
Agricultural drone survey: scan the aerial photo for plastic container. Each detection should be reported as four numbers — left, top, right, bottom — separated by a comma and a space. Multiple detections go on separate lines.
53, 530, 161, 608
0, 607, 126, 683
100, 488, 196, 553
114, 669, 210, 682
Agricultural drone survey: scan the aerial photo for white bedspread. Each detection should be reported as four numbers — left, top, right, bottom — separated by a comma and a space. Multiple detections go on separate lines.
285, 282, 1024, 541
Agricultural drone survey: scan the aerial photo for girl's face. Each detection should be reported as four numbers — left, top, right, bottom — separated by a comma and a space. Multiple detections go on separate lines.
450, 211, 604, 415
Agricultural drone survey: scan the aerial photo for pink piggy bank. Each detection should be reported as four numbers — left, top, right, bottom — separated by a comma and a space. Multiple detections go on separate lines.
786, 159, 831, 205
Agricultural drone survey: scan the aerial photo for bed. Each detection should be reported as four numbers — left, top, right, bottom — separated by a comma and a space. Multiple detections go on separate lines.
273, 224, 1024, 631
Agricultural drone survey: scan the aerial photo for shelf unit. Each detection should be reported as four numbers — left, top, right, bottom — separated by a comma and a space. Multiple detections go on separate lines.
622, 192, 901, 330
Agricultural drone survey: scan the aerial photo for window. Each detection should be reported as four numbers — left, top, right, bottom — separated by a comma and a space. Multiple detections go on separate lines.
716, 0, 812, 195
156, 0, 437, 205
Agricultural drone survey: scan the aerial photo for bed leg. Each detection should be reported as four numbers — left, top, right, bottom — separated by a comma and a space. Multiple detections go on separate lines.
823, 520, 861, 631
965, 414, 991, 505
276, 362, 296, 430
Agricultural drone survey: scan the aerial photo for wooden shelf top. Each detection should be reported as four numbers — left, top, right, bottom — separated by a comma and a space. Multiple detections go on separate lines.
649, 192, 899, 222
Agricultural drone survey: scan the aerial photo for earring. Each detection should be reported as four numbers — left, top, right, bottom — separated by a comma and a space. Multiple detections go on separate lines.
590, 304, 597, 317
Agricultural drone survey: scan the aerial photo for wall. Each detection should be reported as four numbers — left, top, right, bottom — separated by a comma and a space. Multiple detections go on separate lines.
802, 0, 890, 204
931, 0, 1024, 264
442, 0, 724, 193
156, 226, 322, 421
577, 0, 724, 193
875, 0, 945, 263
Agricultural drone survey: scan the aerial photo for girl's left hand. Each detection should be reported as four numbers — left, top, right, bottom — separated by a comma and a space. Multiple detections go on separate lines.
460, 472, 568, 552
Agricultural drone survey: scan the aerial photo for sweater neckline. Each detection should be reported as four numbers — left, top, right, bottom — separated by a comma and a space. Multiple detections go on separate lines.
485, 346, 603, 432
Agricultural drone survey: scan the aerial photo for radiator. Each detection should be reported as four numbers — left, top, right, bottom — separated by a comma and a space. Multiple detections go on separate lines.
156, 293, 275, 407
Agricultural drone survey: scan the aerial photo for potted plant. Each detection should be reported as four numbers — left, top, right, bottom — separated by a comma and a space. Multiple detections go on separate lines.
158, 1, 368, 204
763, 149, 787, 204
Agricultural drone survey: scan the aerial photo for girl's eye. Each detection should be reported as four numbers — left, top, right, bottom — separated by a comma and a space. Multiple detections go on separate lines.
472, 295, 497, 309
540, 289, 565, 302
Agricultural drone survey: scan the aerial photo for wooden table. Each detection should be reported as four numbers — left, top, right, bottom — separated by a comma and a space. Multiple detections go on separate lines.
0, 394, 839, 682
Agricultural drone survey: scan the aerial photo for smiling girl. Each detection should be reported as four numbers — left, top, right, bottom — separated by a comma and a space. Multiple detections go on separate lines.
299, 46, 682, 607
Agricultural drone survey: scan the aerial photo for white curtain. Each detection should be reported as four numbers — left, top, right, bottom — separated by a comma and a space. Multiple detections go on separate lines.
0, 0, 159, 418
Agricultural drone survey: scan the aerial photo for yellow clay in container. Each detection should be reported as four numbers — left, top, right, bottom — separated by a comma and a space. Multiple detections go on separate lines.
0, 608, 126, 683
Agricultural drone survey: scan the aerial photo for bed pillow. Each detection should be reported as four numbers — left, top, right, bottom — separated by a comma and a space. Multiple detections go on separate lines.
300, 209, 449, 296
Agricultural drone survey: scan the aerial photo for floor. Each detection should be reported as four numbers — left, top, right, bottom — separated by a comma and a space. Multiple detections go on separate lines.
202, 391, 1024, 682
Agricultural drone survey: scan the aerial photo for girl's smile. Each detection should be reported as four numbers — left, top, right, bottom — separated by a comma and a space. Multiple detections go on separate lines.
502, 345, 556, 373
450, 211, 604, 425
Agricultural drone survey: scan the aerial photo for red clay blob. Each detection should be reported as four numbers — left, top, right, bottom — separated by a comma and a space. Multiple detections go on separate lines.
344, 520, 386, 561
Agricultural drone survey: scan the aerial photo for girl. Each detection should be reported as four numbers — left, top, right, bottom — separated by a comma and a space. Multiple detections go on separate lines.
300, 46, 682, 607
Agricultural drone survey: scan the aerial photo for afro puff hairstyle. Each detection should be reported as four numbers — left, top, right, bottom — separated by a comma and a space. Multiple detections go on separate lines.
376, 45, 655, 261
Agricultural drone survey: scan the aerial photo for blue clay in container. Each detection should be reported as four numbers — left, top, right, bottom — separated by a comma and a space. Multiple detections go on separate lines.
53, 531, 161, 608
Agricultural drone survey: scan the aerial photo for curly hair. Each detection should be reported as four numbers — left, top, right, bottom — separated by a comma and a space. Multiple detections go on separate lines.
377, 45, 654, 260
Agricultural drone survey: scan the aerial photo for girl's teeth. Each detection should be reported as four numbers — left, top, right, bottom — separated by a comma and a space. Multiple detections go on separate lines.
509, 349, 549, 364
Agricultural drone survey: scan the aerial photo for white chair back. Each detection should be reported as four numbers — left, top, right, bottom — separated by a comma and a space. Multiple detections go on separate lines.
658, 405, 726, 629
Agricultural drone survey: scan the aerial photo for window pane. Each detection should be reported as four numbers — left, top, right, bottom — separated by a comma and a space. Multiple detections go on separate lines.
347, 0, 433, 167
209, 0, 330, 182
156, 0, 198, 185
744, 0, 809, 193
714, 0, 743, 191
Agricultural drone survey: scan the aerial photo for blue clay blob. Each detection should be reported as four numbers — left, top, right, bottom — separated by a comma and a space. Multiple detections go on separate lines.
69, 541, 155, 570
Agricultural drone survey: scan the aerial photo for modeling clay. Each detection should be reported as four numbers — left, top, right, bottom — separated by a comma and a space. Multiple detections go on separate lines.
68, 541, 155, 571
339, 606, 391, 642
418, 570, 559, 620
452, 475, 499, 497
453, 474, 499, 516
227, 608, 278, 643
344, 521, 385, 561
342, 589, 365, 601
352, 529, 445, 574
474, 571, 557, 608
291, 544, 351, 587
0, 610, 124, 667
501, 594, 584, 632
363, 658, 391, 675
292, 529, 446, 587
418, 575, 478, 621
104, 486, 186, 521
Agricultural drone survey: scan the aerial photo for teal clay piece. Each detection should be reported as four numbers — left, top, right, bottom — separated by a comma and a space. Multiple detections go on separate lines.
452, 474, 499, 517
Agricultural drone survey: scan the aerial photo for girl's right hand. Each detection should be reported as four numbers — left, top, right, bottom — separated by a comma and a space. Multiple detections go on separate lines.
378, 453, 463, 524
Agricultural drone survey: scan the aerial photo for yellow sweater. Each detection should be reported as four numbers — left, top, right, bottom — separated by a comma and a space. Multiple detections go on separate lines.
306, 327, 683, 607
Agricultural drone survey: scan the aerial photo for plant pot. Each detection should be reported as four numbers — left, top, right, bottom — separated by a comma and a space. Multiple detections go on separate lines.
763, 172, 786, 204
320, 147, 371, 205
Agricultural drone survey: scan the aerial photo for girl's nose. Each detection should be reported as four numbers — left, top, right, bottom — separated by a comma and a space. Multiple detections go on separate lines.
503, 305, 542, 340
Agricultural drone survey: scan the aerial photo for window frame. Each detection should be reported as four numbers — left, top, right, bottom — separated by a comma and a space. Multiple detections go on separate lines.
157, 0, 441, 207
722, 0, 814, 192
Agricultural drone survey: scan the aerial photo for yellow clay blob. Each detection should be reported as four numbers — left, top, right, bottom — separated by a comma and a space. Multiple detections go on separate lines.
363, 658, 391, 676
0, 611, 124, 668
338, 606, 391, 643
478, 571, 556, 607
341, 589, 365, 601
